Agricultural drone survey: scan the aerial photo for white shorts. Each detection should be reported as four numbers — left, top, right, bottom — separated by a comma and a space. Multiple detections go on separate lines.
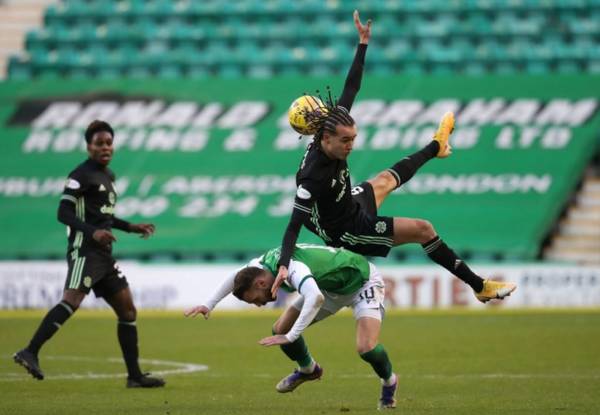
291, 263, 385, 323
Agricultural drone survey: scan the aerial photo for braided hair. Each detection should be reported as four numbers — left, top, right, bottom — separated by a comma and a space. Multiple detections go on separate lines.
302, 87, 355, 146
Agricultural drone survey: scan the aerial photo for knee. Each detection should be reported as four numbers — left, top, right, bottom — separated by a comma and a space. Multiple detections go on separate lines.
371, 171, 397, 192
66, 297, 83, 310
415, 219, 436, 242
62, 290, 84, 309
272, 321, 286, 335
357, 338, 379, 355
119, 305, 137, 322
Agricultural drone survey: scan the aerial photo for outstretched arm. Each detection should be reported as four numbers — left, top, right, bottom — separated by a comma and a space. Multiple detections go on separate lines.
260, 261, 325, 346
112, 217, 132, 232
184, 259, 263, 318
337, 10, 372, 111
184, 272, 236, 319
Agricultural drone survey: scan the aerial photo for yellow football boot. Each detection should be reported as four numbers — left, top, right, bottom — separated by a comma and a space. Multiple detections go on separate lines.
433, 111, 455, 158
475, 279, 517, 303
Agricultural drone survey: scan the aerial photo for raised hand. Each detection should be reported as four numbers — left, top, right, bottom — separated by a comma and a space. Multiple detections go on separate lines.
353, 10, 372, 44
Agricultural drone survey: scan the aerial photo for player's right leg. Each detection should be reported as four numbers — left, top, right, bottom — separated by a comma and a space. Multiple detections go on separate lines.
13, 289, 83, 380
274, 302, 323, 393
274, 294, 348, 393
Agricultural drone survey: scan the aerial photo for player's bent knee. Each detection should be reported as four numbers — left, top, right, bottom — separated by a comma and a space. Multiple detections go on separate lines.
416, 219, 436, 241
62, 290, 85, 309
370, 171, 397, 193
272, 320, 288, 335
357, 339, 379, 355
119, 307, 136, 322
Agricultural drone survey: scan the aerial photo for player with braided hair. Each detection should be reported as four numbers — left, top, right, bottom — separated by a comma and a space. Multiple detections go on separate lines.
273, 11, 516, 304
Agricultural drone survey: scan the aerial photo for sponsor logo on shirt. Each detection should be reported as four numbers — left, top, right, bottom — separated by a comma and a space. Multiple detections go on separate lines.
100, 205, 115, 214
296, 185, 312, 200
65, 178, 80, 189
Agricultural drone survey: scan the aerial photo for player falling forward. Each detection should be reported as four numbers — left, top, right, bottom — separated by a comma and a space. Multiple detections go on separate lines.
13, 120, 165, 388
186, 244, 401, 409
276, 10, 516, 302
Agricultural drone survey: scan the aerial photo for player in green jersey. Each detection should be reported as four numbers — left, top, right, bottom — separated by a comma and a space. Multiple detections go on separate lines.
185, 244, 397, 409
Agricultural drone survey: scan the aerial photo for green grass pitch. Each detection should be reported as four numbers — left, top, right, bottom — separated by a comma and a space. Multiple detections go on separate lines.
1, 308, 599, 414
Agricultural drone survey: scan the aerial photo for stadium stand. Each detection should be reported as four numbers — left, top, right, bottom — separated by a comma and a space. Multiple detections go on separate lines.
5, 0, 600, 79
544, 161, 600, 264
0, 0, 52, 79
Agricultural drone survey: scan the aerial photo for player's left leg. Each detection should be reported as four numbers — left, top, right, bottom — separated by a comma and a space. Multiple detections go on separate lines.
104, 284, 165, 388
356, 318, 397, 409
392, 217, 516, 300
353, 263, 397, 409
366, 112, 454, 209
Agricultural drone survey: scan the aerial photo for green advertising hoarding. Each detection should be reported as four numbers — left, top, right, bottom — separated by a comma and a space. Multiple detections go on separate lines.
1, 75, 599, 260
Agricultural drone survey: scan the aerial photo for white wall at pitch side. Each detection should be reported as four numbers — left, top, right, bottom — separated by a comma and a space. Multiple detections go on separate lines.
0, 261, 599, 309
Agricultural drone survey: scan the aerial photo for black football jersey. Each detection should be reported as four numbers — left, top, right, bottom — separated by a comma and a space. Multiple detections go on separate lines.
294, 142, 360, 241
60, 158, 118, 251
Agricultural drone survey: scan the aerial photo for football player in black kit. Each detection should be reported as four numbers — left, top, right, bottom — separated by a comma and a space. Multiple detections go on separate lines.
13, 120, 165, 388
272, 11, 516, 303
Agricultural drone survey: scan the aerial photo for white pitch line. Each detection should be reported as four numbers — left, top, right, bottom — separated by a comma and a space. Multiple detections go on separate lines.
3, 356, 598, 382
199, 373, 600, 380
1, 355, 207, 382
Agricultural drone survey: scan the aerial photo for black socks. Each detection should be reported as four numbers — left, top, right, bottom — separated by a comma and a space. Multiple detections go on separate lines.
27, 301, 75, 355
387, 141, 439, 187
422, 236, 484, 292
118, 320, 143, 379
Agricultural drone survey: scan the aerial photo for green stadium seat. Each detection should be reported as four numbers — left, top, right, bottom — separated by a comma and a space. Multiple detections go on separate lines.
277, 64, 302, 77
8, 0, 600, 79
157, 65, 183, 79
588, 60, 600, 73
382, 40, 414, 63
185, 66, 211, 79
307, 64, 335, 77
125, 66, 153, 78
37, 67, 62, 79
525, 60, 551, 74
463, 61, 487, 75
556, 60, 583, 73
96, 66, 122, 79
217, 64, 243, 78
494, 62, 519, 74
7, 56, 33, 80
403, 62, 426, 75
370, 64, 396, 76
246, 64, 274, 78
